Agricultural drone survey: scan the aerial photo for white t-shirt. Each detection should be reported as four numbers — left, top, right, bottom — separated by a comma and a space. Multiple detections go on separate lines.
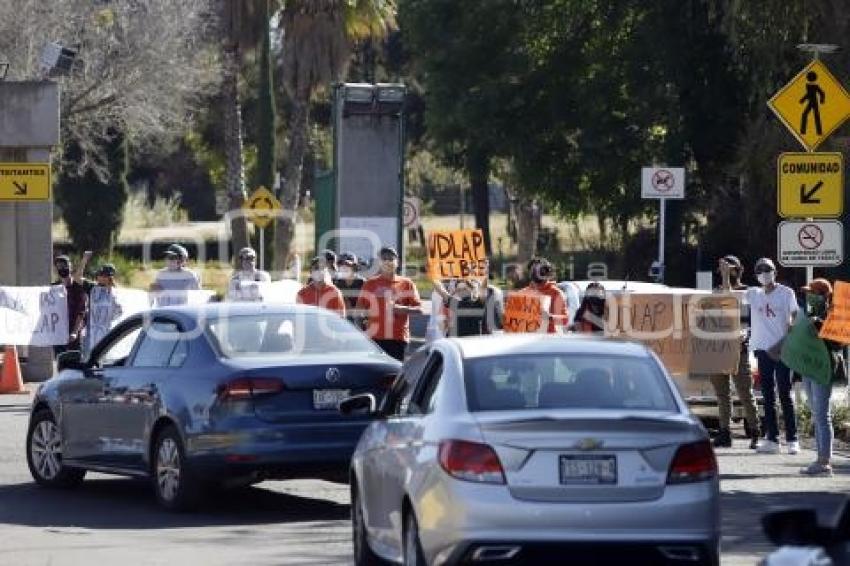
745, 284, 798, 351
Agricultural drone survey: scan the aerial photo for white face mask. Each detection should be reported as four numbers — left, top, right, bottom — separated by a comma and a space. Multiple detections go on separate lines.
311, 270, 326, 283
338, 266, 353, 279
757, 272, 775, 286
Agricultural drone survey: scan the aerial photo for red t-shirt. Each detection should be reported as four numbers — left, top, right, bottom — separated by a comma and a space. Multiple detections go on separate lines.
356, 274, 422, 342
296, 283, 346, 317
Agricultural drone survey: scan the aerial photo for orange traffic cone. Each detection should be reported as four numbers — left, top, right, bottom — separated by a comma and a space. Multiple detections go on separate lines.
0, 345, 27, 394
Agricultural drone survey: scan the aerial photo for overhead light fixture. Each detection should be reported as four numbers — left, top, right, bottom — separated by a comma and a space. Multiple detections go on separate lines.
376, 84, 405, 104
343, 83, 374, 104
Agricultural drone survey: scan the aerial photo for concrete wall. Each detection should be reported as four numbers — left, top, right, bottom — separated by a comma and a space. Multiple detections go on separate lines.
0, 81, 59, 381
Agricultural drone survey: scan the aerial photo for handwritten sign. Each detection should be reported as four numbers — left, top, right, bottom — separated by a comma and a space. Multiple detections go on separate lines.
427, 229, 487, 281
606, 293, 740, 375
820, 280, 850, 344
503, 293, 547, 333
0, 285, 69, 346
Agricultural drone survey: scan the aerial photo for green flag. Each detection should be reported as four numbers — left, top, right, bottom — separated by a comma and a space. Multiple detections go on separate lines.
781, 311, 832, 385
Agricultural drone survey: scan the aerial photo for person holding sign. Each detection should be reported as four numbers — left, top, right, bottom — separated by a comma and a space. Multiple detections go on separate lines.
798, 279, 842, 476
356, 246, 422, 361
296, 256, 346, 317
228, 247, 271, 302
52, 252, 94, 355
710, 256, 759, 449
84, 264, 124, 356
571, 281, 606, 333
723, 257, 798, 455
521, 257, 568, 333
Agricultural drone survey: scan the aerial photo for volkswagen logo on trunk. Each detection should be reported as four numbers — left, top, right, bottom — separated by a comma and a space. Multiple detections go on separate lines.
325, 368, 341, 384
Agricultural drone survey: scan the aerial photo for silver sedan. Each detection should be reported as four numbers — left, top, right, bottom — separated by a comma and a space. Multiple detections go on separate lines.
342, 334, 720, 566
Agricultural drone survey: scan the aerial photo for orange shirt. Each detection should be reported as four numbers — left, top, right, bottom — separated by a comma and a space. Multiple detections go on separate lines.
523, 281, 568, 333
356, 274, 422, 342
296, 282, 346, 317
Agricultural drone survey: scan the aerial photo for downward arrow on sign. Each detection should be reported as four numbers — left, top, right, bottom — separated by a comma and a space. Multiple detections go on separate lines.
800, 181, 823, 204
12, 181, 27, 196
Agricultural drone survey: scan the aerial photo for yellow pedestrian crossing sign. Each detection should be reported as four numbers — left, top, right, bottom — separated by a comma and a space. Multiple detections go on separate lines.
768, 59, 850, 151
243, 186, 281, 229
777, 152, 843, 218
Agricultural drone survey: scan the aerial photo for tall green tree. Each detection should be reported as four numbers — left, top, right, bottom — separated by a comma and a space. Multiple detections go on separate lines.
273, 0, 397, 271
254, 0, 277, 268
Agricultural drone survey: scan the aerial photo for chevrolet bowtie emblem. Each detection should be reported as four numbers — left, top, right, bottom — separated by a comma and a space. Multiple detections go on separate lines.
575, 438, 604, 451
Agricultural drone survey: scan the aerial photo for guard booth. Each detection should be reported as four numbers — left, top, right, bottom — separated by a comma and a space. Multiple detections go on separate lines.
315, 83, 406, 270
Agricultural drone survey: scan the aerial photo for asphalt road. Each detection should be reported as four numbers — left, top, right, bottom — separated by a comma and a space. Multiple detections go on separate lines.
1, 389, 848, 566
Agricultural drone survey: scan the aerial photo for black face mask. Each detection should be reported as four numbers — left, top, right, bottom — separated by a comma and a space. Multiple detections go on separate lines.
57, 267, 70, 278
584, 297, 605, 315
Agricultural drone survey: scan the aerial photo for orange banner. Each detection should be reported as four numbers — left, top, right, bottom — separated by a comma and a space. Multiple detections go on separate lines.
819, 281, 850, 344
426, 229, 487, 281
503, 293, 546, 333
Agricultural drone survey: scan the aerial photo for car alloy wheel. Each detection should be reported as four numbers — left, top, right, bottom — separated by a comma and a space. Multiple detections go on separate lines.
26, 409, 85, 488
152, 425, 201, 511
404, 511, 426, 566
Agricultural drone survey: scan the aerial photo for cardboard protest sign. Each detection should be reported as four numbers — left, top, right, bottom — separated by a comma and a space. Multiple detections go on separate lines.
0, 285, 69, 346
606, 292, 740, 375
503, 292, 549, 333
819, 281, 850, 344
85, 287, 123, 354
782, 311, 832, 385
427, 229, 487, 281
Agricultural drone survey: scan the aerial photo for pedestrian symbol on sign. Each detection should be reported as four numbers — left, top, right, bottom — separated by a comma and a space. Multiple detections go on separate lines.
800, 71, 826, 136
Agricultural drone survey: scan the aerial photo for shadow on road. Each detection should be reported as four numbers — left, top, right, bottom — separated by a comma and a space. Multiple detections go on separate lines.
0, 479, 350, 529
721, 489, 847, 558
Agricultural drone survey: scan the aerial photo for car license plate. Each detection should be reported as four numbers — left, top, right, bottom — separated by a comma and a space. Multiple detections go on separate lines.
313, 389, 350, 410
559, 455, 617, 485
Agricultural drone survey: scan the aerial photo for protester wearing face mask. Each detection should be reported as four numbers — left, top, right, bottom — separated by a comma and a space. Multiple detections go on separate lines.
723, 257, 798, 454
356, 246, 422, 361
228, 247, 271, 301
710, 255, 759, 449
296, 256, 346, 317
52, 251, 94, 355
150, 244, 201, 306
799, 278, 842, 476
333, 252, 365, 314
443, 279, 488, 337
522, 257, 568, 333
571, 281, 606, 333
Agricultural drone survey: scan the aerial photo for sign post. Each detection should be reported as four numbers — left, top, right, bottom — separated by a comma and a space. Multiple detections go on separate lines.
641, 167, 685, 283
243, 186, 282, 271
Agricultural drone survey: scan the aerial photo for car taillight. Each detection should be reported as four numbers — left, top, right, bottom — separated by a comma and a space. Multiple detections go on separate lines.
667, 440, 717, 484
438, 439, 505, 484
217, 377, 285, 401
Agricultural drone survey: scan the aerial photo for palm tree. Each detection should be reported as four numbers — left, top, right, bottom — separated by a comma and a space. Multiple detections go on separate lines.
273, 0, 397, 271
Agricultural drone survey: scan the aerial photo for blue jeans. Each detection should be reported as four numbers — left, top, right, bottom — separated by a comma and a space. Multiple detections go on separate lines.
803, 377, 833, 463
755, 350, 797, 443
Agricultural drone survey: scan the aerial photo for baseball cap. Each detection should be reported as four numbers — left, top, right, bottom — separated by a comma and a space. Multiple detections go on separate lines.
309, 256, 326, 269
164, 244, 189, 259
722, 255, 742, 270
96, 263, 116, 277
321, 249, 337, 269
801, 278, 833, 296
379, 246, 399, 259
54, 254, 71, 264
338, 252, 358, 266
754, 257, 776, 272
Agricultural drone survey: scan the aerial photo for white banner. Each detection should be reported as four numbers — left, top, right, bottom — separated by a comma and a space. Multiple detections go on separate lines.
0, 285, 69, 346
83, 288, 151, 355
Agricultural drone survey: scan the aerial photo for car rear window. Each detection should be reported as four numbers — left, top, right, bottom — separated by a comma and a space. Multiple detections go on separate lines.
206, 312, 382, 357
463, 354, 678, 412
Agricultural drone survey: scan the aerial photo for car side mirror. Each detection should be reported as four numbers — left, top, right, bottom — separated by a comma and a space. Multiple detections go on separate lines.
762, 508, 826, 546
56, 350, 84, 372
339, 393, 377, 416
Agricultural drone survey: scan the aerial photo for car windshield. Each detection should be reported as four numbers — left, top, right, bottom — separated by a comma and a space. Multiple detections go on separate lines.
464, 353, 677, 412
206, 312, 382, 358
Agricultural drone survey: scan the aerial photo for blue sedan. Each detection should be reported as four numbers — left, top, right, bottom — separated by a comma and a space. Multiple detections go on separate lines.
26, 303, 401, 510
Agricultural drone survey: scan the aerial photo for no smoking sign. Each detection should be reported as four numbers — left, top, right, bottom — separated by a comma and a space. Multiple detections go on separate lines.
778, 220, 843, 267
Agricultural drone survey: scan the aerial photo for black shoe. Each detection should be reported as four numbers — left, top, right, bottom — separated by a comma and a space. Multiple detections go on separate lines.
713, 428, 732, 448
747, 421, 760, 449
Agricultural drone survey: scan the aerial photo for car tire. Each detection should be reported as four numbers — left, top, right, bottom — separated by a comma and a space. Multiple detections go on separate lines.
403, 510, 427, 566
151, 425, 201, 511
26, 409, 85, 488
352, 484, 385, 566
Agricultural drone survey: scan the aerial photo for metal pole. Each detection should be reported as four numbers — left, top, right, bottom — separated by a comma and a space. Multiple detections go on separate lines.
805, 217, 814, 284
659, 198, 666, 283
259, 227, 265, 271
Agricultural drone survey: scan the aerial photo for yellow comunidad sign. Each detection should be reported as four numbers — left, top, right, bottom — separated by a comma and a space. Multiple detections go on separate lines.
243, 186, 281, 228
768, 59, 850, 152
0, 163, 51, 201
777, 152, 843, 218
